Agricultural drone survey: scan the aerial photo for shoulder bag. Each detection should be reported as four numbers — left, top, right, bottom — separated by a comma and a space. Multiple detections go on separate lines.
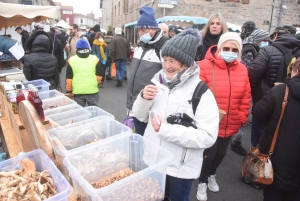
241, 85, 289, 185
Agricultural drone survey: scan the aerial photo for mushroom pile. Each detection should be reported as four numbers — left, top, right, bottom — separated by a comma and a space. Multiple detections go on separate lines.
0, 159, 57, 200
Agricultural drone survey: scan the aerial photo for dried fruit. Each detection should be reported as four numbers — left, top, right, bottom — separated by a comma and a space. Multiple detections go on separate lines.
0, 159, 57, 200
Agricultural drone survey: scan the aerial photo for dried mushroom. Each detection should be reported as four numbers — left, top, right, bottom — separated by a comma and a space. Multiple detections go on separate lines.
0, 158, 57, 200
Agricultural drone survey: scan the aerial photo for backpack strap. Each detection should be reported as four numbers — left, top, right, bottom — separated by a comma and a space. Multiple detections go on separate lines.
191, 81, 209, 115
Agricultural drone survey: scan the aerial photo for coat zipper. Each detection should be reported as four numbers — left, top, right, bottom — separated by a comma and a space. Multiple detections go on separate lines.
181, 148, 187, 164
224, 67, 232, 138
131, 47, 148, 101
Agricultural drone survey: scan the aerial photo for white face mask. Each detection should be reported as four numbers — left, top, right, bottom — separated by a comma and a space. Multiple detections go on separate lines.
98, 38, 103, 42
220, 51, 239, 63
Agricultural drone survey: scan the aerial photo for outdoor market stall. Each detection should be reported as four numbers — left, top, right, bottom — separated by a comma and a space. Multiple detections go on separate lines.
0, 2, 60, 71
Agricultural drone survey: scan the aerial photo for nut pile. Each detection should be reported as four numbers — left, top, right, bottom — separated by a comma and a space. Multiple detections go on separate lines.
0, 158, 57, 200
91, 168, 134, 189
88, 168, 163, 201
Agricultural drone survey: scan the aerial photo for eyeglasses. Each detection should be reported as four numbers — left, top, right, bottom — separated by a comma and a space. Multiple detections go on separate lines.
222, 47, 239, 53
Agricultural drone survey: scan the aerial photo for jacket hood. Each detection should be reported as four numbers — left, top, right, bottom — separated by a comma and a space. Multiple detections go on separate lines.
273, 34, 300, 49
93, 24, 101, 32
203, 45, 240, 69
287, 75, 300, 100
26, 31, 52, 53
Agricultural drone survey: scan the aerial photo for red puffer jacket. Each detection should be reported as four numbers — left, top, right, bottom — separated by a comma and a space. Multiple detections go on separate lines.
199, 45, 251, 138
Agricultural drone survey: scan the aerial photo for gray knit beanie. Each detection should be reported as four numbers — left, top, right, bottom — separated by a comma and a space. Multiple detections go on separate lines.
161, 28, 202, 67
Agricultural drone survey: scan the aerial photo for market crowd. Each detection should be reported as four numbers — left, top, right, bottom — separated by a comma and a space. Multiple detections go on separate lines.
1, 5, 299, 201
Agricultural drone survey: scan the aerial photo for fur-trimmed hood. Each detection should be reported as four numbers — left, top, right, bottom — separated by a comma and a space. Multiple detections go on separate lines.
26, 31, 53, 53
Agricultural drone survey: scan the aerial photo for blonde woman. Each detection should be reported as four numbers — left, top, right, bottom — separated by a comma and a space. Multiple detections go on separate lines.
92, 32, 108, 87
195, 13, 228, 61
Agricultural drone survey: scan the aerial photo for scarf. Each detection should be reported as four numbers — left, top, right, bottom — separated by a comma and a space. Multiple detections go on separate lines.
203, 31, 222, 47
93, 39, 107, 61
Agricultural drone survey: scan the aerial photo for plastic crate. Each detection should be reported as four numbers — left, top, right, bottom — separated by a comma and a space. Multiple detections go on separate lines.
83, 106, 115, 119
22, 79, 50, 92
46, 106, 114, 128
63, 134, 173, 201
39, 89, 64, 100
44, 104, 82, 116
46, 108, 92, 128
47, 118, 132, 182
43, 96, 76, 112
0, 149, 72, 201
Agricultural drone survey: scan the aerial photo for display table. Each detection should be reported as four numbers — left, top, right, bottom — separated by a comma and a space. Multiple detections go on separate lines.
0, 90, 50, 152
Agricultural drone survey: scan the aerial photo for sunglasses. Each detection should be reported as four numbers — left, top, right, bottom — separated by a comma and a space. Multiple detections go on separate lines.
222, 47, 239, 53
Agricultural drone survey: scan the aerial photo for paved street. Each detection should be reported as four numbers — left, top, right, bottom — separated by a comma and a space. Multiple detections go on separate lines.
59, 65, 263, 201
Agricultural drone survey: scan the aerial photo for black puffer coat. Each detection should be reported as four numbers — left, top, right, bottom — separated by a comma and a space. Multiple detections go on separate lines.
253, 75, 300, 191
248, 34, 300, 106
24, 31, 59, 90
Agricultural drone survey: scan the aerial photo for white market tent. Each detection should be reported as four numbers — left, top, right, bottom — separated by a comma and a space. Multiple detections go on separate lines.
54, 20, 70, 29
0, 2, 60, 29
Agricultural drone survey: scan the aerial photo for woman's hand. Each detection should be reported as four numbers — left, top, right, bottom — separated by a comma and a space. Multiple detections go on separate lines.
151, 115, 163, 132
142, 85, 158, 100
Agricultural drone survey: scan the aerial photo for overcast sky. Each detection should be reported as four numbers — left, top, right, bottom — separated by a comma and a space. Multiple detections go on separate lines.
55, 0, 102, 18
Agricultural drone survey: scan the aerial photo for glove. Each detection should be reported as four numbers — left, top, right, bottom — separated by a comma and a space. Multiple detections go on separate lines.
167, 113, 197, 129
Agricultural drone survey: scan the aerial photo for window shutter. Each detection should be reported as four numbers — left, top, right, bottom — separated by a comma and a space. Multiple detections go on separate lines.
242, 0, 249, 3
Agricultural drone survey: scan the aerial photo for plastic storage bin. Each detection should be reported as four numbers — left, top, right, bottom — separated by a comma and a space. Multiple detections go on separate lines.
0, 149, 72, 201
47, 118, 132, 182
43, 96, 76, 112
39, 89, 64, 100
44, 104, 82, 116
22, 79, 50, 92
46, 106, 114, 128
63, 134, 173, 201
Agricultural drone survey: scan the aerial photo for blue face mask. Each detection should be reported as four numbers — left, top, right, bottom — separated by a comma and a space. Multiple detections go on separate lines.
260, 41, 269, 48
140, 32, 152, 44
220, 51, 238, 63
82, 32, 86, 36
162, 71, 177, 83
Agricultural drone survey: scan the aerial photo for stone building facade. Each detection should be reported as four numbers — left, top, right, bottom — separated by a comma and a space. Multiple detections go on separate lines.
109, 0, 300, 43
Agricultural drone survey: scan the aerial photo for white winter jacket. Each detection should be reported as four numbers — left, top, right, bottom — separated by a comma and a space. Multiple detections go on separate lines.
132, 65, 219, 179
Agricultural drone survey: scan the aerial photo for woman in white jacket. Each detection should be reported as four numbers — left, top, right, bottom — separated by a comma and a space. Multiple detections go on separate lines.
132, 29, 219, 201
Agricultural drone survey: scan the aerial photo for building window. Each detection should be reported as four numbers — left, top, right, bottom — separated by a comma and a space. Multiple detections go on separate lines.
66, 18, 70, 24
81, 18, 83, 23
118, 2, 121, 15
124, 0, 128, 13
22, 0, 33, 5
63, 10, 66, 14
115, 5, 117, 17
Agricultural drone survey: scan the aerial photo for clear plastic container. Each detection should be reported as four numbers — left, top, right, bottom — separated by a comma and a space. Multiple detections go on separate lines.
47, 118, 132, 183
63, 134, 173, 201
0, 149, 72, 201
83, 106, 115, 119
43, 96, 76, 112
46, 108, 92, 128
46, 106, 115, 128
44, 104, 82, 116
39, 89, 64, 100
22, 79, 50, 92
